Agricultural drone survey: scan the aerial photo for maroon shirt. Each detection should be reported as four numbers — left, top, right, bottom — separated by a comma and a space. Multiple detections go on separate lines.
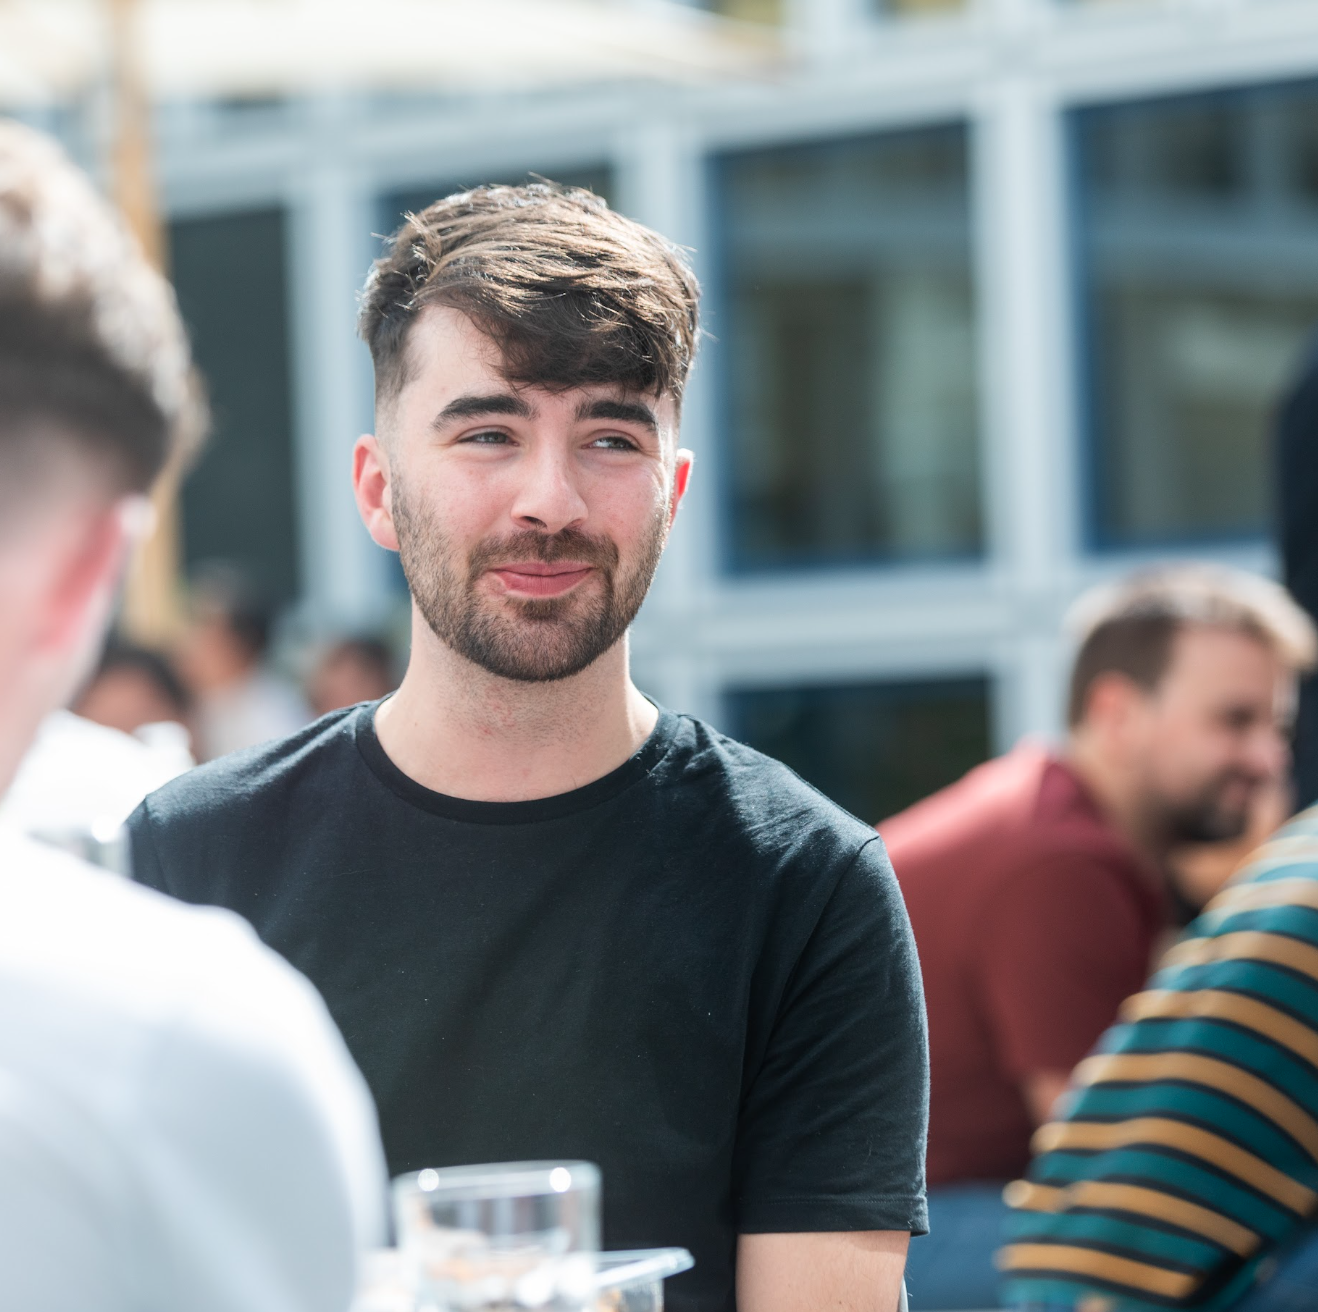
882, 743, 1168, 1186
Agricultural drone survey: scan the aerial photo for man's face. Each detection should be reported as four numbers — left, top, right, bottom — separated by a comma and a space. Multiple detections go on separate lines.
366, 307, 690, 682
1130, 625, 1292, 843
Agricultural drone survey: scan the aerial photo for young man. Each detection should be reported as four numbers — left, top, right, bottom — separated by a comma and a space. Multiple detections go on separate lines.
886, 565, 1315, 1310
129, 184, 929, 1312
0, 121, 386, 1310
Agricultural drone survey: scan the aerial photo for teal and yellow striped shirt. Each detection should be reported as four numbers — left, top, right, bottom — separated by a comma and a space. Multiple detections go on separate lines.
1001, 806, 1318, 1310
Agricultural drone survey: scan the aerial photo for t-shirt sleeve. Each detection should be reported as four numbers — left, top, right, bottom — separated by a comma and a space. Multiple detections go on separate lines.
733, 836, 929, 1236
126, 798, 170, 895
130, 931, 389, 1312
978, 850, 1153, 1079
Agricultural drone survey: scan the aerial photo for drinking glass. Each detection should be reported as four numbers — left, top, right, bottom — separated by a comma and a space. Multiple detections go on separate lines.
393, 1160, 600, 1311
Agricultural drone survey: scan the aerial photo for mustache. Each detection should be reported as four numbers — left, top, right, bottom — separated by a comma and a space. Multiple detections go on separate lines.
468, 528, 619, 578
1205, 767, 1270, 796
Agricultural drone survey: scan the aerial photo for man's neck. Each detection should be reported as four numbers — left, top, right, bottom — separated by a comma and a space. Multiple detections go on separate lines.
373, 613, 658, 803
1063, 735, 1168, 869
0, 660, 59, 805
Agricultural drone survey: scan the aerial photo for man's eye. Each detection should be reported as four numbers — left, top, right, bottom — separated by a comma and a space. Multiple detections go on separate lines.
462, 430, 511, 445
590, 435, 636, 451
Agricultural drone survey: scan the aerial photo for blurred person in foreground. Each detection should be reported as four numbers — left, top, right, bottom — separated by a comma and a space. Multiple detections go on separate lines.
176, 564, 309, 759
0, 120, 385, 1311
128, 183, 929, 1312
306, 636, 398, 717
1002, 805, 1318, 1311
3, 643, 194, 867
0, 704, 192, 875
886, 565, 1315, 1310
5, 642, 193, 870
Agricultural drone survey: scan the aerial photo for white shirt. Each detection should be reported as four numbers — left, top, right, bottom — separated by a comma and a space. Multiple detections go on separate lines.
0, 826, 388, 1312
0, 712, 193, 859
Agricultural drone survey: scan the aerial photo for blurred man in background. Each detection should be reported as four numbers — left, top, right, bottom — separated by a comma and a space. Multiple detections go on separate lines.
0, 120, 385, 1310
175, 564, 309, 759
886, 565, 1315, 1310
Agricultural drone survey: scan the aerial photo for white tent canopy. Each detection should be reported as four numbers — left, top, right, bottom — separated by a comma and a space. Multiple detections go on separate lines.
0, 0, 781, 106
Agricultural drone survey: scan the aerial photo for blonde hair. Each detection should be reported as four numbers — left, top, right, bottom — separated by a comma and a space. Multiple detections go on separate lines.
1064, 564, 1317, 726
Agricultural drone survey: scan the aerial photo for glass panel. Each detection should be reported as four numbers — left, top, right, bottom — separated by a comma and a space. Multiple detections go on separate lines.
714, 126, 982, 570
727, 676, 991, 824
1076, 81, 1318, 547
383, 166, 613, 238
171, 208, 300, 606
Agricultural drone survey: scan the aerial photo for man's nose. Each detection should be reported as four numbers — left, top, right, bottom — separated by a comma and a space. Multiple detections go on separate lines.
1246, 723, 1288, 781
510, 444, 588, 535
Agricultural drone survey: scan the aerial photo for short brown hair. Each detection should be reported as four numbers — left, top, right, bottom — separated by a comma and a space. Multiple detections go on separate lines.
1065, 564, 1318, 727
0, 121, 204, 495
358, 182, 700, 411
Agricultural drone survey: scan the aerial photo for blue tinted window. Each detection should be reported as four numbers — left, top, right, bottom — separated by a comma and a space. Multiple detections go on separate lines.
727, 676, 991, 824
713, 126, 982, 570
1075, 81, 1318, 547
171, 208, 299, 605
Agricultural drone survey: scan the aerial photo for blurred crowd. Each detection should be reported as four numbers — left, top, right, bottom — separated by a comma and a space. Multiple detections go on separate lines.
73, 568, 399, 765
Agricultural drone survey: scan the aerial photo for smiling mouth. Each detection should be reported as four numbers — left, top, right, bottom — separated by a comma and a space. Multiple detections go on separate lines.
488, 562, 596, 599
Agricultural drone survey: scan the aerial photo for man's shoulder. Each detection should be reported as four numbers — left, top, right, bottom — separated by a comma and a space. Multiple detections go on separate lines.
139, 703, 362, 832
0, 829, 386, 1291
1241, 805, 1318, 883
882, 743, 1134, 885
881, 744, 1042, 844
0, 828, 324, 1044
659, 712, 896, 928
660, 712, 885, 865
1191, 806, 1318, 944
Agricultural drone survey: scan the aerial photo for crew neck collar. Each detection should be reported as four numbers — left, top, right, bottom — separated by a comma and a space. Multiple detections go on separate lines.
352, 699, 679, 825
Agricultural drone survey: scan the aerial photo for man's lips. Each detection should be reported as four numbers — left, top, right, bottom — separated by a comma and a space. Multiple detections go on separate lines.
487, 562, 596, 598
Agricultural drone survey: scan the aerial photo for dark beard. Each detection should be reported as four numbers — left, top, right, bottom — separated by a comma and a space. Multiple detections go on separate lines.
1162, 774, 1258, 844
393, 481, 667, 682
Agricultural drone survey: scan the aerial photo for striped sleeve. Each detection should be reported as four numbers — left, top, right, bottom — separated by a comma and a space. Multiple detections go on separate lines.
1000, 809, 1318, 1312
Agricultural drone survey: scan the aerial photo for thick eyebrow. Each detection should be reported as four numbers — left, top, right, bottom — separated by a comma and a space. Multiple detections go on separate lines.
576, 397, 658, 432
432, 392, 535, 428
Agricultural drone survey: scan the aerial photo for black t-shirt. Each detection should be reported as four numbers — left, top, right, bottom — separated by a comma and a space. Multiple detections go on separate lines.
128, 703, 928, 1311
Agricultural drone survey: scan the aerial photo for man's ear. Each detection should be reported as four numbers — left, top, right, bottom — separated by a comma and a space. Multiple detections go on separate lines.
353, 434, 400, 552
1082, 671, 1149, 752
669, 448, 694, 528
33, 501, 130, 657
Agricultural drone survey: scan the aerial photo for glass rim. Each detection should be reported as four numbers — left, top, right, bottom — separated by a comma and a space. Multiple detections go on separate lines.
393, 1160, 600, 1201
